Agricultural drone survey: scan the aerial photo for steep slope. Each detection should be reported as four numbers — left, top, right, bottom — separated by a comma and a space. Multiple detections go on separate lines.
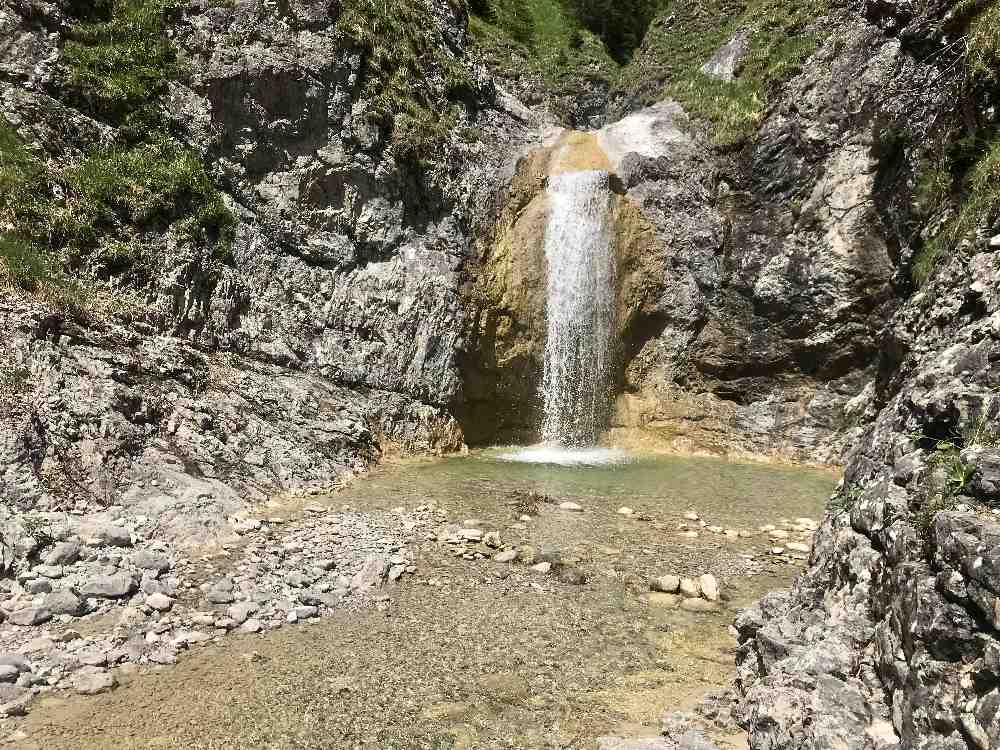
0, 0, 540, 542
720, 1, 1000, 748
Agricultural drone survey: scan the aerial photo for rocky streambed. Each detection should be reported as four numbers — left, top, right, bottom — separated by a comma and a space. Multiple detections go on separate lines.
0, 451, 836, 748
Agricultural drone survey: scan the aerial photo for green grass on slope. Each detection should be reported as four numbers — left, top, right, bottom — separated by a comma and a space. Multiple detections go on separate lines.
470, 0, 829, 146
909, 1, 1000, 286
338, 0, 478, 163
618, 0, 828, 148
468, 0, 621, 121
1, 0, 236, 311
63, 0, 178, 129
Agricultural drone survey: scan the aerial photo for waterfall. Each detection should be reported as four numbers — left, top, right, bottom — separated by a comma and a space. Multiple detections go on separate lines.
539, 170, 617, 447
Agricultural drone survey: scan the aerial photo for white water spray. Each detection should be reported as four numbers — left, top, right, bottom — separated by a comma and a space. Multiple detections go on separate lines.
539, 170, 617, 447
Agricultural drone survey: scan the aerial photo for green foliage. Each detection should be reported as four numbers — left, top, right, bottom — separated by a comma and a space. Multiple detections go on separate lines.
559, 0, 658, 63
616, 0, 827, 147
909, 3, 1000, 286
337, 0, 476, 163
913, 440, 973, 547
63, 140, 236, 254
967, 0, 1000, 81
469, 0, 619, 119
63, 0, 178, 124
0, 123, 47, 231
472, 0, 536, 45
827, 484, 862, 513
0, 234, 51, 289
912, 135, 1000, 285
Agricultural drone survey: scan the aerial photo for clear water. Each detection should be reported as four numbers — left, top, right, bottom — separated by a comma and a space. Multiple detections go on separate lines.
343, 449, 837, 533
540, 170, 617, 447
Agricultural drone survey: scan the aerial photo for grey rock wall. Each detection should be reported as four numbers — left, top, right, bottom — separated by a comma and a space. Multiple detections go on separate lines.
731, 1, 1000, 747
0, 0, 539, 542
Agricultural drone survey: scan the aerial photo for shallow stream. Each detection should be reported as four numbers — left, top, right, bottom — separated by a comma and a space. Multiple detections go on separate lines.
15, 451, 837, 750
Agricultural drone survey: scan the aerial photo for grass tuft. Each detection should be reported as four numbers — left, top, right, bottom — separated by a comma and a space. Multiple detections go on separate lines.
63, 0, 179, 126
337, 0, 477, 163
619, 0, 828, 147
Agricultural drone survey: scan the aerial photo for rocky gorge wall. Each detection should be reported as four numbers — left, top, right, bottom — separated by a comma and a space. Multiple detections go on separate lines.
721, 1, 1000, 748
0, 0, 544, 547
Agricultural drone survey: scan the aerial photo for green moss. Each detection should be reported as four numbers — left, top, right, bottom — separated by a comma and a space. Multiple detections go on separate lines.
63, 0, 178, 125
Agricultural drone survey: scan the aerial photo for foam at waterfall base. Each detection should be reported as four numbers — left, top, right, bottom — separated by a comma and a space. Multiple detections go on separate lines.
496, 445, 632, 467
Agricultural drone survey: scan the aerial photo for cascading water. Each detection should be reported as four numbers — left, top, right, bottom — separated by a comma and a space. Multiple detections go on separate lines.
501, 169, 627, 466
540, 170, 617, 446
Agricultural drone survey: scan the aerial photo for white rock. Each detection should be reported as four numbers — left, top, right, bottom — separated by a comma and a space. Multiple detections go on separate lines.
651, 575, 680, 593
559, 502, 584, 512
679, 578, 700, 597
530, 562, 552, 574
683, 511, 700, 521
681, 598, 718, 612
71, 667, 116, 696
699, 574, 720, 602
144, 593, 174, 612
617, 507, 634, 516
